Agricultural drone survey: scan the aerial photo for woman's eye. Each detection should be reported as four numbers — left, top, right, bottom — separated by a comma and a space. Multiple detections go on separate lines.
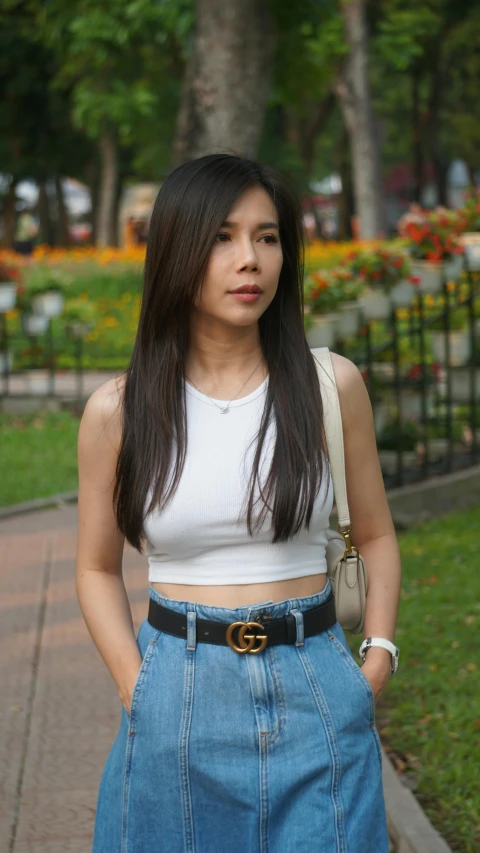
214, 233, 279, 244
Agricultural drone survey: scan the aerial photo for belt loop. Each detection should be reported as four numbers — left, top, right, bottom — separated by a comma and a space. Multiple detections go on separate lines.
290, 608, 304, 647
186, 607, 196, 651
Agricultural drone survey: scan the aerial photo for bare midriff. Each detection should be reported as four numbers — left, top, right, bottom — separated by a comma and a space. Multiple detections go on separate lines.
150, 573, 327, 607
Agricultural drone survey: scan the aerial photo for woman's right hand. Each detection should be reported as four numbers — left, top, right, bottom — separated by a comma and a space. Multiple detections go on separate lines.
118, 663, 142, 716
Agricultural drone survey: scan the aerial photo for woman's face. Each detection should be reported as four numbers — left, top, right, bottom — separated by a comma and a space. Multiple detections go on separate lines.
193, 185, 283, 331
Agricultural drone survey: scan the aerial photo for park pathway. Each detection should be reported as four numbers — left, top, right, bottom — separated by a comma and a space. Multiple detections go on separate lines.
0, 504, 147, 853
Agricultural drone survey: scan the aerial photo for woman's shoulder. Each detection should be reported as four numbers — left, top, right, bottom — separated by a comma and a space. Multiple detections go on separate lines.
329, 352, 364, 395
79, 373, 126, 453
328, 352, 371, 426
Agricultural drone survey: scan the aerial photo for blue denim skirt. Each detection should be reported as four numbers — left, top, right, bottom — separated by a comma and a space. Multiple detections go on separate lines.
92, 578, 389, 852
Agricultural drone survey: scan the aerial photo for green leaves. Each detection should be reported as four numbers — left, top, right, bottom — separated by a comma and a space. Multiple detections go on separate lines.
375, 8, 442, 71
41, 0, 193, 145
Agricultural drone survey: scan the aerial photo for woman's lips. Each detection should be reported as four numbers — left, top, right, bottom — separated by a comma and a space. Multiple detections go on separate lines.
229, 292, 262, 302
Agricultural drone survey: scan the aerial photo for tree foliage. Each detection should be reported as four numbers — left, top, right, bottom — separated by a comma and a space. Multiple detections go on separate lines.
41, 0, 194, 176
1, 0, 479, 246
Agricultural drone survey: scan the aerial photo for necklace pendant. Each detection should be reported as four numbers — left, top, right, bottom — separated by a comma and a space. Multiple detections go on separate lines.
220, 406, 229, 414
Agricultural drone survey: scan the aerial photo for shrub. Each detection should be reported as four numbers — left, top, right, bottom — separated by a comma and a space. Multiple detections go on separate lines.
341, 247, 414, 291
377, 419, 420, 451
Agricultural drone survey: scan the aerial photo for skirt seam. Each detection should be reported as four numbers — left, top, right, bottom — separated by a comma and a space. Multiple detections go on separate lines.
298, 645, 347, 853
179, 649, 196, 853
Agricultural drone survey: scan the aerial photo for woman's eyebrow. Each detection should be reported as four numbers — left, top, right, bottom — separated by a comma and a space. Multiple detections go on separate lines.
221, 220, 279, 230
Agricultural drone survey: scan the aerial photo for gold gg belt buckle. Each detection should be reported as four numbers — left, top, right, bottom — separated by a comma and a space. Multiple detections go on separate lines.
226, 620, 268, 654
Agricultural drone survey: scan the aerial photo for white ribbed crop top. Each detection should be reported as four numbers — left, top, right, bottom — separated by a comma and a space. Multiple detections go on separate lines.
143, 374, 334, 585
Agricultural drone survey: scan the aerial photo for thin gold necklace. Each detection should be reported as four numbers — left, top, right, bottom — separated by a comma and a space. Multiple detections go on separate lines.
185, 356, 264, 414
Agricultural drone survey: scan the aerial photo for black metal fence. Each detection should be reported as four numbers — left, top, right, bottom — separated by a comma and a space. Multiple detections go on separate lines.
0, 312, 87, 403
342, 253, 480, 487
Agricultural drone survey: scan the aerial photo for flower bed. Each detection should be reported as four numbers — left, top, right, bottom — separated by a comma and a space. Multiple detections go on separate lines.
1, 255, 143, 370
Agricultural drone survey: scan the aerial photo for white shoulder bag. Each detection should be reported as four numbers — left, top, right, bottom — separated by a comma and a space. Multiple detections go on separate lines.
311, 347, 368, 634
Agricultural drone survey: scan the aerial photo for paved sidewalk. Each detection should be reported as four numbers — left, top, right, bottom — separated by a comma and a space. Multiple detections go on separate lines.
0, 504, 147, 853
1, 370, 119, 402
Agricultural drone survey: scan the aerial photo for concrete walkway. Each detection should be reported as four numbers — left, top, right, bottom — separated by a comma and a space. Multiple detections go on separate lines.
1, 370, 119, 411
0, 504, 146, 853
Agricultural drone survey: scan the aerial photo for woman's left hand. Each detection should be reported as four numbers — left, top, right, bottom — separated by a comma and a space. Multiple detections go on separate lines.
360, 646, 393, 702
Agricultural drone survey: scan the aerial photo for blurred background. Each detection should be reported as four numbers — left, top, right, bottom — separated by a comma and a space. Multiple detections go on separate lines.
0, 4, 479, 851
0, 0, 478, 248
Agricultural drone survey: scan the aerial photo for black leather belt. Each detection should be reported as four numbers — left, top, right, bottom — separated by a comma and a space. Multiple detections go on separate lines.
147, 593, 336, 654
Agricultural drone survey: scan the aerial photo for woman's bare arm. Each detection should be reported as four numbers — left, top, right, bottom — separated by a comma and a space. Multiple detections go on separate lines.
75, 377, 141, 714
331, 353, 402, 698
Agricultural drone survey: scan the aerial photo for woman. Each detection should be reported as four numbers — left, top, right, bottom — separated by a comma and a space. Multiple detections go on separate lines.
76, 153, 401, 853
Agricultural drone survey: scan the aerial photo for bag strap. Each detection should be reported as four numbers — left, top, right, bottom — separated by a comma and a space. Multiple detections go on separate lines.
311, 347, 351, 532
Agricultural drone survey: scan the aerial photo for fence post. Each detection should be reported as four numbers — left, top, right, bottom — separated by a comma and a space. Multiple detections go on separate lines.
0, 313, 10, 397
466, 256, 478, 463
417, 292, 430, 478
47, 319, 56, 397
391, 305, 404, 486
442, 278, 455, 473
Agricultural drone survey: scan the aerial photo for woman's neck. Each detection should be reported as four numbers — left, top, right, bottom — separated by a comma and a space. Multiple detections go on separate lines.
185, 331, 265, 386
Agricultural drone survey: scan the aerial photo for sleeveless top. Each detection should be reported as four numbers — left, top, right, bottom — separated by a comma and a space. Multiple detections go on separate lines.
143, 375, 333, 584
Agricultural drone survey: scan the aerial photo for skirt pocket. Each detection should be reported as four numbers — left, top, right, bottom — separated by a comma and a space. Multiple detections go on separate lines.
327, 624, 383, 768
326, 625, 376, 720
127, 620, 161, 726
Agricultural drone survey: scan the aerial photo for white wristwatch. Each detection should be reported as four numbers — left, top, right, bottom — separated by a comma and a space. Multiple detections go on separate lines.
359, 637, 399, 675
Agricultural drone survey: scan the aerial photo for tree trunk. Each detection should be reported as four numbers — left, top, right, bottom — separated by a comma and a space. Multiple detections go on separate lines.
411, 71, 424, 204
336, 126, 354, 240
3, 181, 17, 249
300, 91, 337, 175
112, 174, 124, 248
171, 0, 275, 166
467, 162, 477, 190
85, 158, 100, 245
97, 130, 118, 247
335, 0, 385, 238
54, 176, 71, 247
427, 59, 448, 206
38, 182, 54, 246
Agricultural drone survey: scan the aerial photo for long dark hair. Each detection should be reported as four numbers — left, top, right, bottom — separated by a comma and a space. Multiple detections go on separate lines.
114, 153, 328, 551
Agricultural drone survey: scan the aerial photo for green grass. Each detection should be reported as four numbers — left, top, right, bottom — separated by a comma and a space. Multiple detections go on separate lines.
371, 507, 480, 852
0, 410, 80, 506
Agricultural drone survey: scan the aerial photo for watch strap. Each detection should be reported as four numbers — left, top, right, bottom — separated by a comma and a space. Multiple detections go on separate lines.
359, 637, 399, 674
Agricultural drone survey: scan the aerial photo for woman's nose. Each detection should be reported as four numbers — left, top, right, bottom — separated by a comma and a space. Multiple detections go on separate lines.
237, 241, 260, 271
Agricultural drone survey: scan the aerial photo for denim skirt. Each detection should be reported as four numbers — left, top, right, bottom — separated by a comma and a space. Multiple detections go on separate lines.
92, 578, 389, 852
